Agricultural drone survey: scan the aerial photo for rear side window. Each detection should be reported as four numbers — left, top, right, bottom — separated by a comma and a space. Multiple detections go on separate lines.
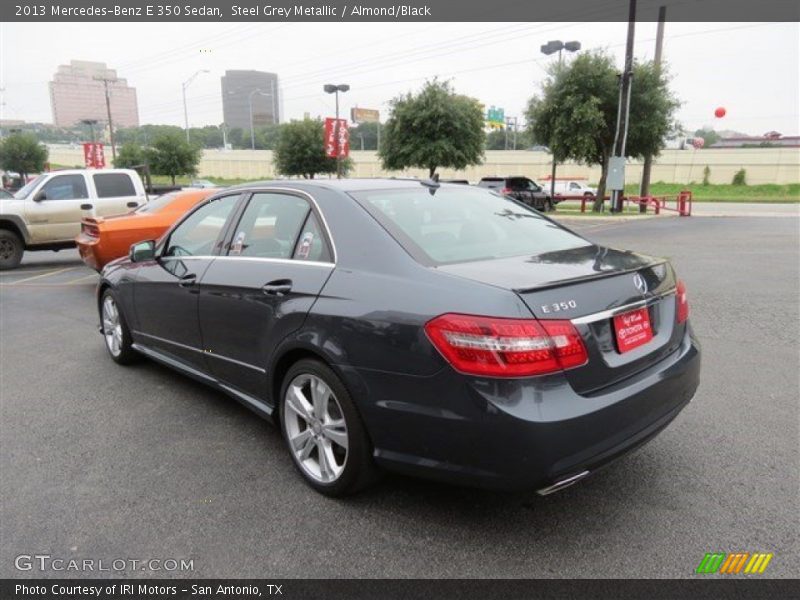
229, 193, 310, 259
478, 178, 504, 188
351, 186, 590, 265
293, 212, 332, 263
93, 173, 136, 198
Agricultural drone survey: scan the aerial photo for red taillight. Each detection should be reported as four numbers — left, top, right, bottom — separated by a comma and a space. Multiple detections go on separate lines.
676, 280, 689, 323
500, 187, 512, 195
424, 313, 588, 378
81, 222, 100, 238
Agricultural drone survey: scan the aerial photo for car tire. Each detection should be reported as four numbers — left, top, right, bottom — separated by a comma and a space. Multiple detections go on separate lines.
280, 358, 378, 496
0, 229, 24, 270
545, 198, 555, 212
100, 289, 139, 365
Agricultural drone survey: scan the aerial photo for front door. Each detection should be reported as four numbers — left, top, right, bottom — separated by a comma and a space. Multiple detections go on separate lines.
24, 173, 89, 243
132, 194, 241, 370
199, 191, 335, 400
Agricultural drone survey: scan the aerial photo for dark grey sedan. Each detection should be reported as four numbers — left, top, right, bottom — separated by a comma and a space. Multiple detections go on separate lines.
97, 179, 700, 496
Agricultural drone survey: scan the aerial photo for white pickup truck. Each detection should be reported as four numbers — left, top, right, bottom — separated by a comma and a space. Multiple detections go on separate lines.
0, 168, 146, 269
550, 180, 597, 197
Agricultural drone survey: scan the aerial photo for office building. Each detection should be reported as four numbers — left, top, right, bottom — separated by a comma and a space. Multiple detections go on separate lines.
221, 70, 280, 130
49, 60, 139, 128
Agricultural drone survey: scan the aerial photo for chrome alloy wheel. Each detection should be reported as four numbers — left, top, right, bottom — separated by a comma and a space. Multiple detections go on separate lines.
283, 373, 349, 484
102, 295, 123, 357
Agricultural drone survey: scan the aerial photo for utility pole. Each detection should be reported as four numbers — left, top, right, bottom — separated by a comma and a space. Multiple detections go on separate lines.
94, 76, 118, 162
639, 5, 666, 211
610, 0, 637, 213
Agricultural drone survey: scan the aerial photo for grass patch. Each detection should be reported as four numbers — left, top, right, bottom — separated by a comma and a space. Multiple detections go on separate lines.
623, 182, 800, 203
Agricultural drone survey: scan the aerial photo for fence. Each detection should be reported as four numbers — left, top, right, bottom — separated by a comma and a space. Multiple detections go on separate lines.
46, 146, 800, 185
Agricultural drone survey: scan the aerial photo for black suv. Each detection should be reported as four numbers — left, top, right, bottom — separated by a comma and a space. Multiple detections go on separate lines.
478, 177, 553, 211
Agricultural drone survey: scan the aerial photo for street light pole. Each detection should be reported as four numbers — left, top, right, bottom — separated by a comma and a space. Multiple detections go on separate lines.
249, 88, 269, 150
324, 84, 350, 179
182, 70, 210, 143
540, 40, 581, 203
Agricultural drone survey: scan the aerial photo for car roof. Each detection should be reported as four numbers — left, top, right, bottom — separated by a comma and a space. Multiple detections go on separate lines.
226, 178, 467, 193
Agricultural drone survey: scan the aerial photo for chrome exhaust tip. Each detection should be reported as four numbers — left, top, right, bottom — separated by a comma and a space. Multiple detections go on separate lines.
536, 470, 590, 496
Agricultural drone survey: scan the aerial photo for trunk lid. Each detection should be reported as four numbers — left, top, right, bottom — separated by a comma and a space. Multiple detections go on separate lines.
435, 245, 685, 394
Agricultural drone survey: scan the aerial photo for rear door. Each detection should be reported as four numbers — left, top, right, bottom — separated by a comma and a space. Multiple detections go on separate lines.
198, 190, 335, 400
24, 173, 90, 242
91, 172, 145, 215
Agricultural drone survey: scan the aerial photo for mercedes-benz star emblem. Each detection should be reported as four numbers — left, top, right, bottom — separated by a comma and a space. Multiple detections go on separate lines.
633, 273, 647, 294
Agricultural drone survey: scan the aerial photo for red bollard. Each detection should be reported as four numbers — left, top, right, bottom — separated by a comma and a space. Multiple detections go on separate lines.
678, 190, 692, 216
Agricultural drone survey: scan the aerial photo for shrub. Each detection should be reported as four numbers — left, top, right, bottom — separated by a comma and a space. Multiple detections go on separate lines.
732, 168, 747, 186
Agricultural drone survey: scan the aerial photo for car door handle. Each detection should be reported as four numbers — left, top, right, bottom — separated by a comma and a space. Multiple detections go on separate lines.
178, 273, 197, 287
262, 279, 292, 296
127, 201, 139, 208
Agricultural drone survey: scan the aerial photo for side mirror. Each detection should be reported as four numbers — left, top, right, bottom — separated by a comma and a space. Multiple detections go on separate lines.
33, 190, 46, 202
130, 240, 156, 263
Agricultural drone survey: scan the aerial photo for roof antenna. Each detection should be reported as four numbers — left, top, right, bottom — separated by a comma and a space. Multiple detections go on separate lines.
420, 172, 440, 195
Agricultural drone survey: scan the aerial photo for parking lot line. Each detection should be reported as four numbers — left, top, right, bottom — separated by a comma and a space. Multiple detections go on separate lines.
2, 267, 77, 285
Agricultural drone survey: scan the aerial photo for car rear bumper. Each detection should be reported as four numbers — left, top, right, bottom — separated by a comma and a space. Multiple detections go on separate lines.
75, 235, 102, 271
341, 328, 700, 492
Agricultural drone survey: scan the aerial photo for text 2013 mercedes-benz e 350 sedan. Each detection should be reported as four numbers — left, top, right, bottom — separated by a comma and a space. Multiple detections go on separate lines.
97, 179, 700, 496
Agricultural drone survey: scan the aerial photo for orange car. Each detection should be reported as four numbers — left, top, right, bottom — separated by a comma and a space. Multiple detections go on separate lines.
76, 188, 217, 271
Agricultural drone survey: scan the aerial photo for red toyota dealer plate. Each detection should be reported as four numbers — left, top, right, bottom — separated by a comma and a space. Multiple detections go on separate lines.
613, 307, 654, 353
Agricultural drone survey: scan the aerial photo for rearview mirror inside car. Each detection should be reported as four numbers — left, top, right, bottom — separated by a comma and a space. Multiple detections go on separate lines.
130, 240, 156, 263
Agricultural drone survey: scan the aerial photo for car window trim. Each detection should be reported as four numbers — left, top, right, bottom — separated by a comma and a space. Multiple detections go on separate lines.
218, 187, 336, 265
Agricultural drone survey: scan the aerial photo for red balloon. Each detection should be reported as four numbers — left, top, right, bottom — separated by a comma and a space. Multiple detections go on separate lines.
714, 107, 726, 118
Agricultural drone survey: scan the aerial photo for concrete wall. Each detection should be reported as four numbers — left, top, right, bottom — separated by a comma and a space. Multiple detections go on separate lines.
47, 146, 800, 185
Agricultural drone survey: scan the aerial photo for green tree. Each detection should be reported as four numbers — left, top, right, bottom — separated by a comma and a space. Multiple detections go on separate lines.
114, 142, 148, 169
379, 80, 485, 177
145, 133, 202, 185
694, 128, 720, 148
274, 119, 348, 179
254, 123, 283, 150
526, 51, 680, 211
0, 133, 48, 179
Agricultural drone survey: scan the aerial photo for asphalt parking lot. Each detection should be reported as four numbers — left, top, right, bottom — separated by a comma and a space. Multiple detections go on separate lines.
1, 215, 798, 579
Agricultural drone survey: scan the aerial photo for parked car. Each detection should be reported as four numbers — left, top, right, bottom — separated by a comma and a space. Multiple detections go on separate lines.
550, 180, 597, 197
0, 189, 12, 200
187, 179, 219, 189
98, 179, 700, 497
0, 168, 146, 269
76, 188, 216, 271
477, 176, 553, 211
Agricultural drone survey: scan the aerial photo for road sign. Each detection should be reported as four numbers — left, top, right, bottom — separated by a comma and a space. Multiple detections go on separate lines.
351, 108, 380, 124
83, 143, 105, 168
486, 106, 505, 129
324, 118, 350, 158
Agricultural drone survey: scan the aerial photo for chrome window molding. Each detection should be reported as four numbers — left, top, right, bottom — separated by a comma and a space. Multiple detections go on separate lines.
159, 255, 334, 268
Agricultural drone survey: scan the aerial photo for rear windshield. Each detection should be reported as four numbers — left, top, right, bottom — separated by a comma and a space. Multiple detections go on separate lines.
135, 192, 179, 214
351, 186, 590, 265
477, 178, 504, 188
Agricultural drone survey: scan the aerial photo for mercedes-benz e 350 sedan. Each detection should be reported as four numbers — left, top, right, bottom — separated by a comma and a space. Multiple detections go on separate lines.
97, 179, 700, 496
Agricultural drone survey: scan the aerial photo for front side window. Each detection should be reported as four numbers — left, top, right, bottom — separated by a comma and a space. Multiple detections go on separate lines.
41, 175, 88, 200
93, 173, 136, 198
165, 195, 239, 257
352, 186, 590, 265
229, 193, 310, 259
